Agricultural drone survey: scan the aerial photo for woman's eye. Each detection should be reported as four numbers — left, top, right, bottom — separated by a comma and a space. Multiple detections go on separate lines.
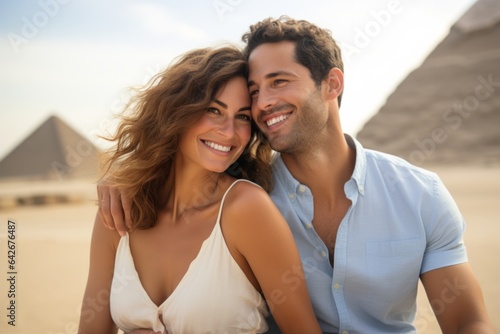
207, 107, 220, 114
237, 114, 251, 121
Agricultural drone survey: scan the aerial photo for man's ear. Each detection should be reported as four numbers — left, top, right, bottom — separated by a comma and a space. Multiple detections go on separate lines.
323, 67, 344, 101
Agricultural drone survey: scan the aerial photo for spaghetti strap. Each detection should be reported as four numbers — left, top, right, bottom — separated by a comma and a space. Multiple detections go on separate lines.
216, 179, 261, 220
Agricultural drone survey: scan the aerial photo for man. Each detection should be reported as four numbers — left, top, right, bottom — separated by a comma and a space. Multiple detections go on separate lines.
98, 17, 494, 333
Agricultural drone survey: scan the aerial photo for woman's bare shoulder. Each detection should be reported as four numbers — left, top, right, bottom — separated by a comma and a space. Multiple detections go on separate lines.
223, 180, 273, 210
222, 180, 284, 232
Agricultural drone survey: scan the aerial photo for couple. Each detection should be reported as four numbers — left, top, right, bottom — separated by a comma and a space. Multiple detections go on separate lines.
78, 17, 494, 334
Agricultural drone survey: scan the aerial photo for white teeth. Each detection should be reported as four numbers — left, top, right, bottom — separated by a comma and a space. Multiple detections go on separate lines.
203, 140, 231, 152
266, 114, 290, 126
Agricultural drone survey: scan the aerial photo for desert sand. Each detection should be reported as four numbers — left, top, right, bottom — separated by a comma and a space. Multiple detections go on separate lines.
0, 166, 498, 333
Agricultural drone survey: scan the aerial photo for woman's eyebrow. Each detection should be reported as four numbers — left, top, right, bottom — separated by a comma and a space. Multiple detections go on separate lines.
214, 99, 251, 112
214, 99, 227, 108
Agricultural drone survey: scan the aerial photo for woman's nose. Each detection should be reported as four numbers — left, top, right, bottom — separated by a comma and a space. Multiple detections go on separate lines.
217, 118, 235, 137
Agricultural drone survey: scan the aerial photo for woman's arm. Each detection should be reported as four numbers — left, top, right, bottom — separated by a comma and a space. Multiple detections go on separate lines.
223, 182, 322, 334
78, 211, 120, 334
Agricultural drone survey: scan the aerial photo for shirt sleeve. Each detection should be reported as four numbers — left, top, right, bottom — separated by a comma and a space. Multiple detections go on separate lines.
420, 174, 468, 274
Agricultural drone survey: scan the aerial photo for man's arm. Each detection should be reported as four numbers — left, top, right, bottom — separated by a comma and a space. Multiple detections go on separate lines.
97, 181, 132, 236
421, 263, 495, 333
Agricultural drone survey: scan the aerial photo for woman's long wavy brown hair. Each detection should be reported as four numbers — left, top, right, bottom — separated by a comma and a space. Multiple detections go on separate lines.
100, 46, 273, 230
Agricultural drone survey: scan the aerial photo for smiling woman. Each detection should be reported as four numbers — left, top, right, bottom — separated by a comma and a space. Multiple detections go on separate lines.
77, 45, 322, 334
98, 46, 271, 230
178, 76, 252, 174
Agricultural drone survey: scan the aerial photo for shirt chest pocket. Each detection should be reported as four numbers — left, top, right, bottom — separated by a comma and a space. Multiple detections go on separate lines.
365, 238, 423, 302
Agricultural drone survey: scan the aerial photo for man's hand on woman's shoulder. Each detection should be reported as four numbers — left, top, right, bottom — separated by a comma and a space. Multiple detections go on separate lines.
97, 180, 132, 236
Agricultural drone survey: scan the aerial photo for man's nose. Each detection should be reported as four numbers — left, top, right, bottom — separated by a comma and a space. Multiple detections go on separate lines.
255, 87, 277, 112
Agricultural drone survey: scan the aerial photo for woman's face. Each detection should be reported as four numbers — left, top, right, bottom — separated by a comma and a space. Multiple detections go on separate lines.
178, 76, 252, 173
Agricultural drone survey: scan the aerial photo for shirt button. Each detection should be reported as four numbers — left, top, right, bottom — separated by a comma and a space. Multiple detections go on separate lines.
334, 283, 341, 289
342, 331, 348, 334
321, 251, 327, 258
306, 223, 312, 229
289, 193, 295, 200
298, 185, 306, 193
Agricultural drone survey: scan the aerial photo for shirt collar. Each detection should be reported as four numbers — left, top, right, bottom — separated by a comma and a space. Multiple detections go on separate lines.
271, 134, 367, 196
271, 152, 302, 196
345, 134, 367, 196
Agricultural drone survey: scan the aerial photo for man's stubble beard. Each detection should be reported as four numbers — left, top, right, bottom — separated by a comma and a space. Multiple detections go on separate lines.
267, 89, 328, 156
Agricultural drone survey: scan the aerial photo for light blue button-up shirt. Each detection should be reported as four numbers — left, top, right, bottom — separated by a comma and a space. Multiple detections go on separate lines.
266, 135, 467, 333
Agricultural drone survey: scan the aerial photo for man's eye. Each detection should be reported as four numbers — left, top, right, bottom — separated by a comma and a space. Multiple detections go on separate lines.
273, 79, 286, 85
249, 89, 259, 97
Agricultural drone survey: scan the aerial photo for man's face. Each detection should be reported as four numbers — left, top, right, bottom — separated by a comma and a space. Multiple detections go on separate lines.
247, 41, 329, 154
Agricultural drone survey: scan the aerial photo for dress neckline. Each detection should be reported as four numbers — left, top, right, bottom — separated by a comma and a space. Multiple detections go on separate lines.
122, 179, 250, 310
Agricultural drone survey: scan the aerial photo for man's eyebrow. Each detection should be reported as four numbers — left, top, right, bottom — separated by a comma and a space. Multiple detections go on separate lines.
248, 71, 296, 87
214, 100, 251, 112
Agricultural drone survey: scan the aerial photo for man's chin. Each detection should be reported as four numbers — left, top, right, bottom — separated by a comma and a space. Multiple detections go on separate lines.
268, 137, 288, 153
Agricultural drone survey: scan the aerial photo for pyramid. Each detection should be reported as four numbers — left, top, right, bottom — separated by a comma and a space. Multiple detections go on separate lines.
356, 0, 500, 166
0, 115, 100, 180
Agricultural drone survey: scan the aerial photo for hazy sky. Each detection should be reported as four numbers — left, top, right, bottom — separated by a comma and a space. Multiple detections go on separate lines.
0, 0, 477, 159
